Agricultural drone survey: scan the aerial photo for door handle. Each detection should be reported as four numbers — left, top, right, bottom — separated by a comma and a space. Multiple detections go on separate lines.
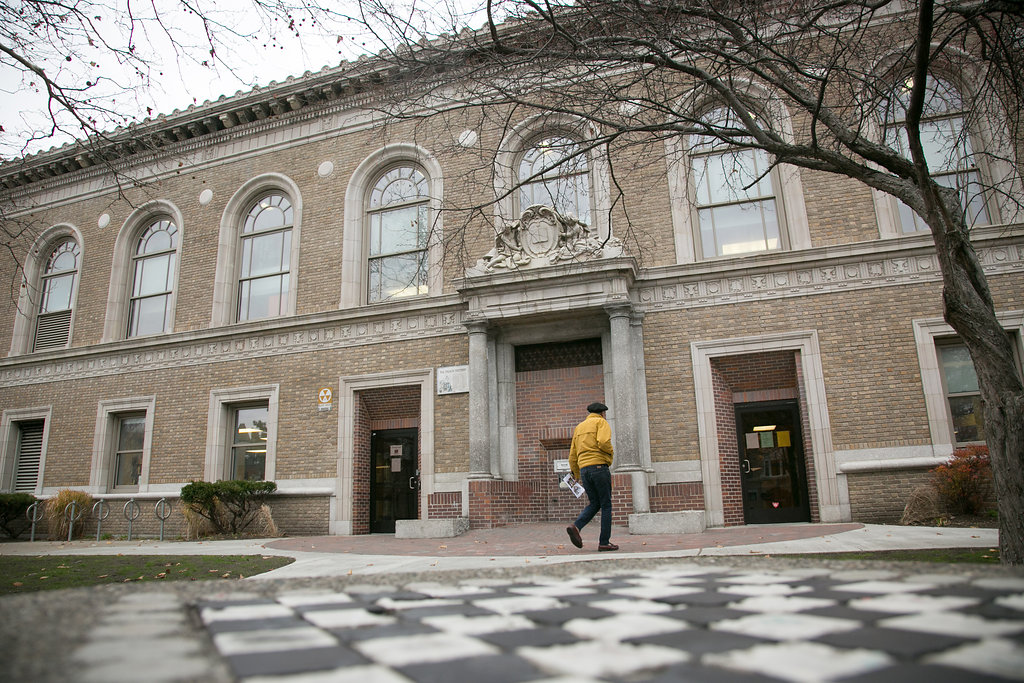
409, 476, 419, 490
742, 459, 751, 474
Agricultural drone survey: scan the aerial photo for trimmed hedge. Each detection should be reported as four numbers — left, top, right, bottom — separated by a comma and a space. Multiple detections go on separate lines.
0, 493, 36, 539
180, 480, 277, 535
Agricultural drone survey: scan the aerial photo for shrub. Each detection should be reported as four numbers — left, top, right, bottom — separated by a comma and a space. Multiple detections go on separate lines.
0, 493, 36, 539
44, 489, 94, 540
932, 445, 993, 515
180, 480, 278, 536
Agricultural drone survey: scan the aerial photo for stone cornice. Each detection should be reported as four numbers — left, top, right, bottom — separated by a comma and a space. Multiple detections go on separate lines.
635, 225, 1024, 312
4, 226, 1022, 387
0, 297, 465, 388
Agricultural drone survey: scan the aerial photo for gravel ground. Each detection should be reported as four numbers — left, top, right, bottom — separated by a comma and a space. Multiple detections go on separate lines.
2, 554, 1022, 683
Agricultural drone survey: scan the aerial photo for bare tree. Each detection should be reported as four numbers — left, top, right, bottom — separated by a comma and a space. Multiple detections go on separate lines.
1, 0, 364, 305
354, 0, 1024, 563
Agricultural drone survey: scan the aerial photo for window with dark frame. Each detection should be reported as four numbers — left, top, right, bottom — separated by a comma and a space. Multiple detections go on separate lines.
230, 404, 269, 481
112, 414, 145, 489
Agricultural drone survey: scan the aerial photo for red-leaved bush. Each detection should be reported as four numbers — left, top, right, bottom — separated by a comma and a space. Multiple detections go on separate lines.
932, 445, 992, 515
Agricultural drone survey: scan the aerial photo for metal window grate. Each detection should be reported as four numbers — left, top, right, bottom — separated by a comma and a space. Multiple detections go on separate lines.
515, 338, 603, 372
33, 310, 72, 350
14, 421, 44, 492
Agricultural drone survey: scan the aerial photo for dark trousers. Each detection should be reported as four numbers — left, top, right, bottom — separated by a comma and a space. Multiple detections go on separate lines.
574, 464, 612, 546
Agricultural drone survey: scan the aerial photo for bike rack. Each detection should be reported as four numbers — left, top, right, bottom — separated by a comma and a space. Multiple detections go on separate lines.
92, 500, 110, 541
64, 501, 84, 541
25, 501, 44, 542
154, 498, 171, 541
123, 499, 141, 541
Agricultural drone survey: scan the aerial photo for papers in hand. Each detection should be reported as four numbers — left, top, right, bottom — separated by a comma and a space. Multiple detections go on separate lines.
562, 473, 585, 498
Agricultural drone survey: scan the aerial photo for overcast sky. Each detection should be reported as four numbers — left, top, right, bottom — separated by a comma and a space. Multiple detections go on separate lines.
0, 2, 382, 158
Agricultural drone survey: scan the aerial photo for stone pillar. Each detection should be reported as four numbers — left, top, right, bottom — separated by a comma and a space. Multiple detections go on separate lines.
466, 319, 493, 479
606, 302, 649, 513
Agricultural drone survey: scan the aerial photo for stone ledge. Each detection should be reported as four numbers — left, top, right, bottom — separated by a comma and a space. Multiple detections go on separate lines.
628, 511, 706, 535
395, 517, 470, 539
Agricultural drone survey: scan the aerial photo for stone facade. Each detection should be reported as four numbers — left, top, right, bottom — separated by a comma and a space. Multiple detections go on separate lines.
0, 25, 1021, 539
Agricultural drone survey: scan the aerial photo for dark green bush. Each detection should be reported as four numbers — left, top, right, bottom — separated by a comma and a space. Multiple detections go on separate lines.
0, 493, 36, 539
180, 480, 277, 535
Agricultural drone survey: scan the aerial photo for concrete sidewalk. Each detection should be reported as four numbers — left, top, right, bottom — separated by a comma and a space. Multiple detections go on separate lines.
0, 522, 999, 579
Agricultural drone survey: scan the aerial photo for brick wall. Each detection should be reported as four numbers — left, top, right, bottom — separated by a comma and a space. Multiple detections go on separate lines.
847, 467, 933, 523
427, 491, 461, 519
468, 473, 633, 529
649, 482, 704, 512
511, 362, 605, 525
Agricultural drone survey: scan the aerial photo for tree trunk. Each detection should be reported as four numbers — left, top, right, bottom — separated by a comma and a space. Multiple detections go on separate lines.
928, 205, 1024, 565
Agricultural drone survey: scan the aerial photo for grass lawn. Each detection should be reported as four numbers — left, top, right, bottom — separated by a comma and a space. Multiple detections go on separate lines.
0, 554, 294, 595
781, 547, 1001, 564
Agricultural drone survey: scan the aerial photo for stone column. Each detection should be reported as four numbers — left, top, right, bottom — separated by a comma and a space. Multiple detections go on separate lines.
466, 319, 493, 479
606, 302, 649, 513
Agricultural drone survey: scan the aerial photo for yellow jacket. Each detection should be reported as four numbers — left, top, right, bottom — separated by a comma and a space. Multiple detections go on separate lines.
569, 412, 613, 479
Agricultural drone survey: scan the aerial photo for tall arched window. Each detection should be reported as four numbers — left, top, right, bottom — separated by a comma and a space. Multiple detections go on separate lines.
516, 136, 591, 223
884, 76, 990, 233
238, 194, 292, 321
690, 108, 783, 258
366, 166, 430, 303
34, 238, 80, 351
127, 219, 178, 337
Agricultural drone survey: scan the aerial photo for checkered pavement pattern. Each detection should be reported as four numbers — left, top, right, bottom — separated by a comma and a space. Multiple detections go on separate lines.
197, 568, 1024, 682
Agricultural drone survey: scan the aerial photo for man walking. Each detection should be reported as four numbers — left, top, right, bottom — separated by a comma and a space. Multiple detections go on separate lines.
566, 401, 618, 551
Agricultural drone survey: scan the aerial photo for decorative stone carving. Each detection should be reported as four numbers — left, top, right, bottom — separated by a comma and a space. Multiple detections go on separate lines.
471, 205, 623, 274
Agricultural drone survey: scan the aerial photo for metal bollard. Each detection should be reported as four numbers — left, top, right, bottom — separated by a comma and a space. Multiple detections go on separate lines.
123, 499, 141, 541
26, 501, 44, 542
93, 500, 110, 541
154, 498, 171, 541
64, 501, 83, 541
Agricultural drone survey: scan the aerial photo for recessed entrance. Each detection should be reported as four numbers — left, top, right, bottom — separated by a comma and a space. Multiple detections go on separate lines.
369, 428, 419, 533
735, 400, 810, 524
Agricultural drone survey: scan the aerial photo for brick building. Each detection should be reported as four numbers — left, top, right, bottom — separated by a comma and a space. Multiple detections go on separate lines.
1, 13, 1021, 538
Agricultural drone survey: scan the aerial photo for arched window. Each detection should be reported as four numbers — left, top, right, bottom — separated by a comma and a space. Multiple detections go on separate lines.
34, 238, 80, 351
883, 76, 990, 233
238, 194, 293, 321
689, 108, 783, 258
127, 219, 178, 337
516, 136, 591, 223
366, 166, 430, 303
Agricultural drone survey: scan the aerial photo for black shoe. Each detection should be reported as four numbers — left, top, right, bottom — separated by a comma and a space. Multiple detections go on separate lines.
598, 543, 619, 552
566, 525, 583, 548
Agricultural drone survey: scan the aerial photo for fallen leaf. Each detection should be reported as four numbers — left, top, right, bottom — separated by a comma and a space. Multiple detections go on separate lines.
12, 582, 22, 587
221, 573, 231, 578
